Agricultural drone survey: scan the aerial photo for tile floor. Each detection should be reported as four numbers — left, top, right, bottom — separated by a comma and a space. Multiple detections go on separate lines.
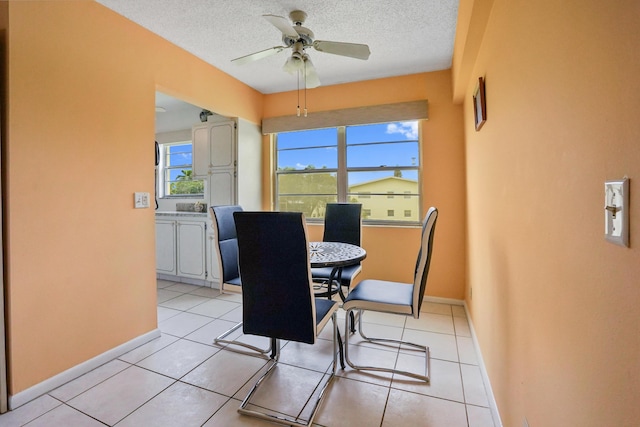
0, 279, 497, 426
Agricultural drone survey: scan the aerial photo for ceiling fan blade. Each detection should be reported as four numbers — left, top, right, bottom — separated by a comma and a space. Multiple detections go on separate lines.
312, 40, 371, 60
304, 57, 321, 88
231, 46, 286, 65
263, 14, 299, 39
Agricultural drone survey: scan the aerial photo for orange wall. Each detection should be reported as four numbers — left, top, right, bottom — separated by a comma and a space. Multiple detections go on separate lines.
5, 1, 261, 394
456, 0, 640, 425
263, 73, 466, 298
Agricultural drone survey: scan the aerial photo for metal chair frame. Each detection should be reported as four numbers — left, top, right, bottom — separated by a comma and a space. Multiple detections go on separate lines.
210, 205, 271, 356
342, 207, 438, 383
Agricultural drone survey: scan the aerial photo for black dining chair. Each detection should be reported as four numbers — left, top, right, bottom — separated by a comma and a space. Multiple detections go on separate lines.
210, 205, 271, 355
233, 211, 341, 427
342, 207, 438, 382
311, 203, 363, 299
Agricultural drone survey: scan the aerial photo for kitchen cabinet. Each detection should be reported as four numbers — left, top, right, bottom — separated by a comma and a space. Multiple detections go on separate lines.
193, 119, 236, 206
155, 214, 218, 285
192, 117, 262, 210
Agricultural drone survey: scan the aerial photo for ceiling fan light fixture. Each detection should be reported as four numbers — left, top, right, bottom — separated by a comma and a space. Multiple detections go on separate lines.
283, 52, 304, 73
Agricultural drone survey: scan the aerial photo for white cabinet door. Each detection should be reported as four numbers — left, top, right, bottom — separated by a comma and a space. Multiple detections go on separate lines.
176, 221, 207, 280
209, 169, 236, 207
155, 220, 176, 275
192, 126, 210, 178
209, 121, 235, 169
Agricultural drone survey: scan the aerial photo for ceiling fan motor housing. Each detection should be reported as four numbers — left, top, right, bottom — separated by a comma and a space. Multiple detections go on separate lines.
283, 26, 314, 47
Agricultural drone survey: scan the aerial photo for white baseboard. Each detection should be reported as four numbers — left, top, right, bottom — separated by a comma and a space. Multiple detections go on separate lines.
463, 301, 503, 427
424, 295, 465, 306
156, 273, 221, 289
8, 328, 161, 410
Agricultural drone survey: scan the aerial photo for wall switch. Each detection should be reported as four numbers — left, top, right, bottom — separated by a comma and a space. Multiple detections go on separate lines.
134, 192, 150, 209
604, 178, 629, 247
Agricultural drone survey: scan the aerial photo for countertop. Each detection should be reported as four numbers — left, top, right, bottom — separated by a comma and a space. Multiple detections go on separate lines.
155, 211, 208, 218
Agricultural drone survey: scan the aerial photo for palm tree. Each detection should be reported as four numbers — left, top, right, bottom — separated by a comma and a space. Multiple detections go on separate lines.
176, 169, 193, 181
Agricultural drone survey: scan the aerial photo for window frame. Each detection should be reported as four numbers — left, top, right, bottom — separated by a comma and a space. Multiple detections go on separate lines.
274, 121, 423, 226
158, 141, 204, 198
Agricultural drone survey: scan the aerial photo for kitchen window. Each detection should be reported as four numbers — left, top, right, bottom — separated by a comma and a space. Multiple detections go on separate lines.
275, 121, 421, 224
159, 142, 204, 197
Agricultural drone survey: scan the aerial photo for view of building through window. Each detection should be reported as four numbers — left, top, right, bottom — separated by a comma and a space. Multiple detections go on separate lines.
161, 142, 204, 196
276, 121, 421, 223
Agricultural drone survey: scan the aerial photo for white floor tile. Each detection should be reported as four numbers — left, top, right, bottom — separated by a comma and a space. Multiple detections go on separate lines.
135, 339, 218, 379
157, 288, 182, 304
187, 298, 240, 318
314, 376, 389, 426
203, 398, 276, 426
382, 388, 468, 427
452, 304, 467, 318
50, 359, 130, 401
67, 365, 174, 425
158, 311, 214, 337
467, 404, 497, 427
461, 364, 490, 407
406, 312, 456, 335
392, 354, 464, 403
159, 293, 212, 311
116, 381, 228, 427
181, 350, 267, 396
157, 306, 182, 323
402, 329, 459, 362
185, 318, 242, 345
457, 336, 479, 365
454, 315, 472, 337
0, 395, 61, 427
24, 404, 105, 427
421, 302, 453, 316
118, 334, 179, 364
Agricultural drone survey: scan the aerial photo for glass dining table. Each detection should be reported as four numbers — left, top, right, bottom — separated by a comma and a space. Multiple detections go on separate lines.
309, 241, 366, 301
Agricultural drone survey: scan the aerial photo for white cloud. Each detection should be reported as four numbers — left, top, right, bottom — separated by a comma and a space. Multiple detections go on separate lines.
386, 122, 418, 139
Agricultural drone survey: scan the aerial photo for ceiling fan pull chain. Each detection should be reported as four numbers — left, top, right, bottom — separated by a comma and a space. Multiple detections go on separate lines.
296, 69, 301, 117
304, 60, 308, 117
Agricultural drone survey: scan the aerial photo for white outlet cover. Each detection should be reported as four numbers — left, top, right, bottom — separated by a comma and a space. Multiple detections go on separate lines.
134, 192, 150, 209
604, 178, 629, 247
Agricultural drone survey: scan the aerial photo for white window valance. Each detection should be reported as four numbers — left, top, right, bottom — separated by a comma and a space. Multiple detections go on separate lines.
261, 100, 428, 134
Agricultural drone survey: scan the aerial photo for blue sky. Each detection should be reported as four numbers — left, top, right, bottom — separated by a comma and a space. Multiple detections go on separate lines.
277, 121, 419, 185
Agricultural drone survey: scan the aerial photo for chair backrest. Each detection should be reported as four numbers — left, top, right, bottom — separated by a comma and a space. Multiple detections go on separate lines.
210, 205, 243, 284
412, 207, 438, 317
323, 203, 362, 246
233, 211, 317, 344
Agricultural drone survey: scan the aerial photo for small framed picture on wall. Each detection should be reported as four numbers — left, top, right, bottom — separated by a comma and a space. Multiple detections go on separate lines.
473, 76, 487, 131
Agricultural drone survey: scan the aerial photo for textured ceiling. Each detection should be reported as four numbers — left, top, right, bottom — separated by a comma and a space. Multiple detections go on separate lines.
97, 0, 459, 95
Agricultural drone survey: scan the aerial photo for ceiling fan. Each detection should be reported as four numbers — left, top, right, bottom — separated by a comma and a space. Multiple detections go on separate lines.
231, 10, 371, 88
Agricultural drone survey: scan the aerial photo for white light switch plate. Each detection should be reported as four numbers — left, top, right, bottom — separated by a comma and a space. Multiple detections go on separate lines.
134, 192, 150, 209
604, 178, 629, 247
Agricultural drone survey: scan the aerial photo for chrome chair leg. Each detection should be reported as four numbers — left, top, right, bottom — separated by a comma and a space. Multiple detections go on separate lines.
214, 321, 273, 356
344, 308, 430, 382
238, 313, 338, 427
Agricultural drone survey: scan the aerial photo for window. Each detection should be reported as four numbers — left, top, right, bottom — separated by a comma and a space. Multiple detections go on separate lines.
275, 121, 421, 223
159, 142, 204, 197
387, 210, 395, 217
